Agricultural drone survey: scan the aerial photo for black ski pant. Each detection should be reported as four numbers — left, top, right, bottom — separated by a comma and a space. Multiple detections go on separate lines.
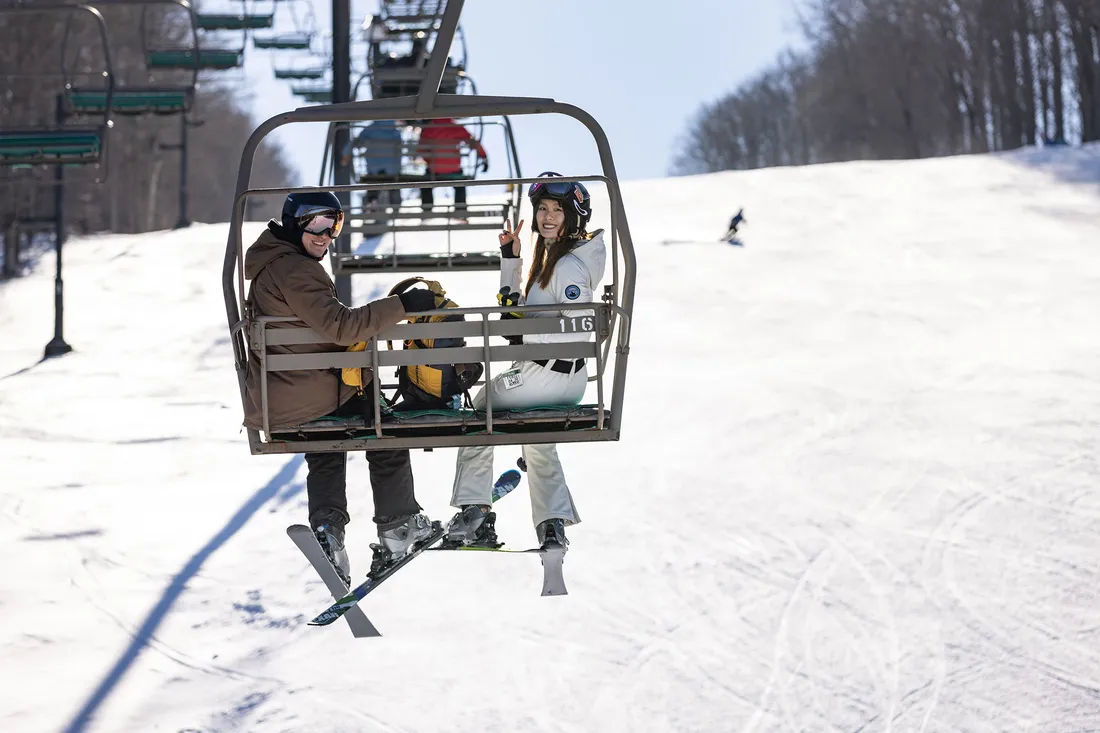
420, 184, 466, 210
304, 395, 420, 527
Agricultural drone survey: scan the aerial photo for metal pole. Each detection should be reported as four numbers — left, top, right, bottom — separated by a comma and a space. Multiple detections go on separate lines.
175, 114, 191, 228
332, 0, 352, 303
3, 220, 18, 279
45, 96, 72, 358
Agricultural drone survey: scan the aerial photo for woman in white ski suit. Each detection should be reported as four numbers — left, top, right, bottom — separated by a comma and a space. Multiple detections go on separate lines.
449, 175, 606, 547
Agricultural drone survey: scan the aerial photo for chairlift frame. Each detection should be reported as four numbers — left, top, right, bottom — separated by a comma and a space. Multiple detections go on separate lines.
223, 0, 635, 455
0, 2, 114, 174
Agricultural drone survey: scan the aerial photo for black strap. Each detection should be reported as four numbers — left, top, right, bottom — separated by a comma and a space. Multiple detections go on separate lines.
533, 358, 585, 375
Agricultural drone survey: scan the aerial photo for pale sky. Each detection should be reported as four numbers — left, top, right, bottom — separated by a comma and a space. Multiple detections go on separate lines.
230, 0, 805, 186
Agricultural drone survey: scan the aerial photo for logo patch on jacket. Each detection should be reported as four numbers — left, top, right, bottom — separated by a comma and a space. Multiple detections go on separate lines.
565, 284, 581, 300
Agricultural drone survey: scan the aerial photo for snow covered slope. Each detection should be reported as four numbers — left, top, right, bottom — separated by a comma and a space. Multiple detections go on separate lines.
1, 145, 1098, 732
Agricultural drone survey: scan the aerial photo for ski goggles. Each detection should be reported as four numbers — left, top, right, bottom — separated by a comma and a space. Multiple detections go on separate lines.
527, 172, 588, 211
296, 206, 344, 238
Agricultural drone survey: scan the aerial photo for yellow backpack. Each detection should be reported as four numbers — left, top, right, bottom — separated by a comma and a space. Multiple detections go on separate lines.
343, 277, 484, 409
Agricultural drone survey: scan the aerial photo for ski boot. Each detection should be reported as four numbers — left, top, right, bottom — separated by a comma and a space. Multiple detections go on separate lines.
442, 505, 501, 549
310, 509, 351, 586
536, 519, 568, 551
369, 512, 437, 576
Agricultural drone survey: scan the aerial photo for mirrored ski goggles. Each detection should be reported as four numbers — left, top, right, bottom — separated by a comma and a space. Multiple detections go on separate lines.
528, 172, 588, 209
297, 207, 344, 238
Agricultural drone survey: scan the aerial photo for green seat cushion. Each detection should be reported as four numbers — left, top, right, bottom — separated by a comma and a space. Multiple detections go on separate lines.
147, 49, 243, 70
69, 90, 188, 114
196, 13, 273, 30
0, 131, 101, 160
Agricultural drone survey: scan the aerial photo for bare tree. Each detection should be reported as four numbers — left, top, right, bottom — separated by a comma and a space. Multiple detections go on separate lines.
672, 0, 1100, 174
1, 3, 294, 249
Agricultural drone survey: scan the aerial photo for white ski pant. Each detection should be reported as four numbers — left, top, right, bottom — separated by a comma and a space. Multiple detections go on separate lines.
451, 360, 587, 527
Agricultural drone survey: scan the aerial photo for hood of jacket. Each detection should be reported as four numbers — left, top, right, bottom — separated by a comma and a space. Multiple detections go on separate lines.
245, 224, 309, 281
568, 229, 607, 289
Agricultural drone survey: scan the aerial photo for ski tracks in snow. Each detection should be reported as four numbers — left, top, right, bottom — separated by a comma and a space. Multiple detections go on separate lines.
923, 467, 1100, 709
740, 526, 946, 733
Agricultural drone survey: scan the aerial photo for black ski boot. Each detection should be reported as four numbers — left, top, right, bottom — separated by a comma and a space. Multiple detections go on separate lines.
310, 508, 351, 586
536, 519, 568, 551
441, 505, 502, 549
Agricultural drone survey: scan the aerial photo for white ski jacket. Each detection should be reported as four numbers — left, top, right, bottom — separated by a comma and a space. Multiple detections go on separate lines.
499, 229, 607, 345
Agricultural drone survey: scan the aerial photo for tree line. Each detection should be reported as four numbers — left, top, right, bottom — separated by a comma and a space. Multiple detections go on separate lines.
0, 2, 294, 249
673, 0, 1100, 174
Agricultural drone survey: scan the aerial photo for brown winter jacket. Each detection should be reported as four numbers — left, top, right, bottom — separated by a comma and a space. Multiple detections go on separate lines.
242, 226, 406, 431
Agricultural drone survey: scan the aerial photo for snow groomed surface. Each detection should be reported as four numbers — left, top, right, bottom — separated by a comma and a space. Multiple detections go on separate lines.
1, 145, 1099, 732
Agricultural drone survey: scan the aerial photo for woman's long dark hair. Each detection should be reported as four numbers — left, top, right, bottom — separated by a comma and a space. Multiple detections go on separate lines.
524, 234, 577, 298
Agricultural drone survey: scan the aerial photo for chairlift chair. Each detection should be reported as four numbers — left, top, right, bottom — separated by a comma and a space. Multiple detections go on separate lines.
252, 0, 317, 50
223, 0, 635, 456
0, 3, 114, 172
290, 81, 333, 104
379, 1, 448, 29
253, 32, 313, 50
61, 0, 200, 118
366, 15, 469, 100
274, 63, 329, 80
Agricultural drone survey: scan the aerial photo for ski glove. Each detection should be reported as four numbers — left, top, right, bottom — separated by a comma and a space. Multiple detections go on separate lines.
398, 288, 437, 314
479, 156, 489, 173
497, 287, 523, 345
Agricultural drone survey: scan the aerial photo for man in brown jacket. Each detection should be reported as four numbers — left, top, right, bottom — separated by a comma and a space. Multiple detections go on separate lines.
243, 191, 439, 583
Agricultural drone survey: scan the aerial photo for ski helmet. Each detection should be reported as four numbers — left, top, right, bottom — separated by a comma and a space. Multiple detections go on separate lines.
281, 190, 344, 241
528, 171, 591, 239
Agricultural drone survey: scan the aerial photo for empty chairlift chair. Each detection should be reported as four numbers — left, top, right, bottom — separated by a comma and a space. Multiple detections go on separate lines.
0, 3, 115, 170
194, 0, 273, 31
252, 0, 317, 50
145, 0, 248, 71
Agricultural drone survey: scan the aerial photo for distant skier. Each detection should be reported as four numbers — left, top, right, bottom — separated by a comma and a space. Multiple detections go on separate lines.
722, 208, 745, 244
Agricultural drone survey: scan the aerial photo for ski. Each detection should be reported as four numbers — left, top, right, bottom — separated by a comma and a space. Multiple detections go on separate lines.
491, 467, 523, 502
286, 525, 381, 638
428, 543, 569, 596
308, 523, 446, 627
429, 462, 568, 596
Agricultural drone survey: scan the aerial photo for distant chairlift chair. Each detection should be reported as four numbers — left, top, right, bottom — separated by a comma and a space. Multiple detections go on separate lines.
0, 2, 115, 170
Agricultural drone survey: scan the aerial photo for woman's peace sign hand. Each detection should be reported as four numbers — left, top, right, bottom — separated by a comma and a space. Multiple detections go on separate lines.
498, 218, 524, 258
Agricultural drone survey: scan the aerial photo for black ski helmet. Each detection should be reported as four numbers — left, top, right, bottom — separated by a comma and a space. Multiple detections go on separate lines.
527, 171, 591, 239
281, 190, 343, 240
